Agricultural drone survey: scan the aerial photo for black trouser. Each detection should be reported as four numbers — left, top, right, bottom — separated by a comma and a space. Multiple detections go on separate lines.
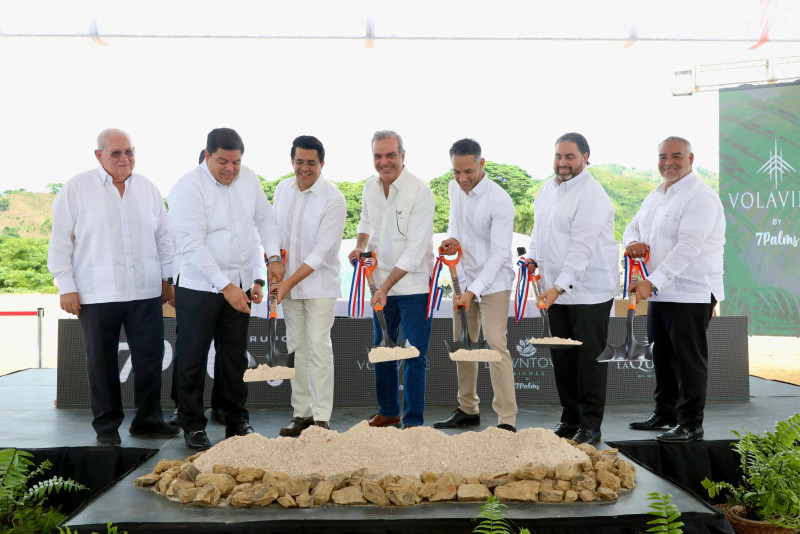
174, 286, 250, 433
170, 332, 223, 411
78, 297, 165, 434
548, 299, 613, 432
648, 297, 716, 427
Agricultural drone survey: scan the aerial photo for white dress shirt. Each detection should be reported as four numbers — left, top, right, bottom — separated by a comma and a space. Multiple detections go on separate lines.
446, 176, 515, 300
48, 166, 174, 304
356, 167, 434, 296
528, 169, 619, 305
167, 162, 280, 293
623, 171, 725, 303
273, 175, 347, 299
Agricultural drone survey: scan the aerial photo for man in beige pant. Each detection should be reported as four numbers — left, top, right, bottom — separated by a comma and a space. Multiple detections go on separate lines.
433, 138, 518, 432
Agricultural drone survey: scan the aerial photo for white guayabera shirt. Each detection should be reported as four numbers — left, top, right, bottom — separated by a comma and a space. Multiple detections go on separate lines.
48, 166, 174, 304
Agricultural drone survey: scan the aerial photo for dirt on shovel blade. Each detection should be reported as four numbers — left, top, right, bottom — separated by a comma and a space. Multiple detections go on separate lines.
528, 336, 583, 346
243, 364, 296, 382
449, 348, 502, 362
368, 346, 420, 363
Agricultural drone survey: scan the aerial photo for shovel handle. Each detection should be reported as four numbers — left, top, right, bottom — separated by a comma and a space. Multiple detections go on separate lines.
627, 291, 638, 311
439, 245, 463, 297
359, 252, 384, 312
267, 249, 287, 320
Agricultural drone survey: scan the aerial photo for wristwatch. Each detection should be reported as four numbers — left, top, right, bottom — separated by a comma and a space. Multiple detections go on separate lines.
253, 279, 265, 287
268, 255, 282, 264
162, 277, 174, 285
649, 281, 658, 293
553, 284, 567, 295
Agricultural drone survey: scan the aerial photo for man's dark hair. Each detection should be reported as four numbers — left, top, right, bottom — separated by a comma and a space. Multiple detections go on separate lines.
449, 138, 482, 160
206, 128, 244, 155
291, 135, 325, 163
556, 132, 590, 161
198, 149, 206, 164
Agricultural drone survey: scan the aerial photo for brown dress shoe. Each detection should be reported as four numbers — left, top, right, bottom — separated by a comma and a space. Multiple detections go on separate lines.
368, 413, 401, 427
279, 416, 314, 437
314, 421, 330, 429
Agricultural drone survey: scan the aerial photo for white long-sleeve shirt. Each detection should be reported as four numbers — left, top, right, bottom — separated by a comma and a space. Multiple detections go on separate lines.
356, 167, 434, 296
446, 176, 515, 299
167, 162, 280, 293
273, 175, 347, 299
47, 166, 174, 304
528, 169, 619, 305
623, 171, 725, 303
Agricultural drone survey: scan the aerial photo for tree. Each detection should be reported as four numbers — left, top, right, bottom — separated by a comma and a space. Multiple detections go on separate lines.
335, 180, 366, 239
0, 236, 57, 293
46, 183, 63, 195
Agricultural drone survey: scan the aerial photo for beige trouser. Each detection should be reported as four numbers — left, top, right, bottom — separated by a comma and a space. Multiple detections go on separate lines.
453, 289, 517, 427
281, 296, 336, 422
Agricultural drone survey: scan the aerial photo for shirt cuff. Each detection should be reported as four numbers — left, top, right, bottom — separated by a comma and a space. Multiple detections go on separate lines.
210, 272, 231, 292
160, 263, 173, 279
264, 245, 281, 259
646, 271, 668, 293
554, 274, 575, 294
356, 221, 373, 235
55, 277, 77, 295
304, 252, 323, 272
467, 280, 487, 301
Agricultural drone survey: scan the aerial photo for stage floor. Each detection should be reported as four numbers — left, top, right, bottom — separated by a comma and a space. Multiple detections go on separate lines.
3, 369, 798, 533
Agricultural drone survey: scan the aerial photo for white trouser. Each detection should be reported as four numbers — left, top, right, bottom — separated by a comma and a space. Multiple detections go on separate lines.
281, 296, 336, 422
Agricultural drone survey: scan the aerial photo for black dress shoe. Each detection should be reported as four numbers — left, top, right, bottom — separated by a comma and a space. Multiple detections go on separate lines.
184, 430, 211, 450
497, 424, 517, 433
226, 424, 256, 439
630, 412, 677, 430
279, 416, 315, 437
657, 425, 704, 443
167, 409, 182, 427
433, 408, 480, 428
552, 422, 580, 438
210, 408, 226, 425
314, 421, 330, 430
96, 429, 121, 447
129, 420, 181, 439
571, 428, 602, 445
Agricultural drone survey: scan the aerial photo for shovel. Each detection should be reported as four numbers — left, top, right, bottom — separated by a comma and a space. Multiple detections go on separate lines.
440, 246, 499, 362
360, 252, 419, 363
244, 251, 296, 381
597, 291, 654, 362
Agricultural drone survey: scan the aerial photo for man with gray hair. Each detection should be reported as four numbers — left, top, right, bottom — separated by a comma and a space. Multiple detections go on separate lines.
348, 130, 434, 429
626, 136, 725, 443
48, 128, 178, 446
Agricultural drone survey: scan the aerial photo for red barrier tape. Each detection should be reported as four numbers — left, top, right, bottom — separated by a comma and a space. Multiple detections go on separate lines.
0, 311, 39, 316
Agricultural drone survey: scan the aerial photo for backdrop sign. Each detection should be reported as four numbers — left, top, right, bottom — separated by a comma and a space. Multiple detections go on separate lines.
720, 80, 800, 335
56, 316, 749, 409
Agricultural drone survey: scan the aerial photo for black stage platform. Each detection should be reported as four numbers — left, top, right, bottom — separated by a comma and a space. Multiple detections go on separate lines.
3, 369, 800, 533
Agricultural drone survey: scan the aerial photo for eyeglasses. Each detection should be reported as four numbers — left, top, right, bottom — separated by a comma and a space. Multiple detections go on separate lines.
293, 159, 319, 168
106, 149, 135, 159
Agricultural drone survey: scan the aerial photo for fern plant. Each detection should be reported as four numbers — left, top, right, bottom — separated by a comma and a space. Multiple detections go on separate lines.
701, 412, 800, 530
472, 496, 531, 534
646, 492, 683, 533
0, 448, 88, 533
59, 522, 127, 534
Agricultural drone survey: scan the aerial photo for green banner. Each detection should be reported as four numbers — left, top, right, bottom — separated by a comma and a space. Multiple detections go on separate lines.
720, 81, 800, 335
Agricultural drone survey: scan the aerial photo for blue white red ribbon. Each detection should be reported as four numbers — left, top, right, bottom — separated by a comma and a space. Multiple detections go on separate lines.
514, 258, 532, 321
623, 254, 656, 296
426, 254, 445, 320
348, 258, 367, 318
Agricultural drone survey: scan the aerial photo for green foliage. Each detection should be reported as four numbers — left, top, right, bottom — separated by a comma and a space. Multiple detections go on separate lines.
591, 167, 658, 241
472, 496, 531, 534
258, 173, 292, 201
2, 189, 26, 195
0, 448, 88, 533
646, 492, 684, 533
46, 183, 64, 195
335, 180, 366, 239
0, 236, 57, 293
59, 522, 127, 534
701, 413, 800, 530
0, 198, 9, 212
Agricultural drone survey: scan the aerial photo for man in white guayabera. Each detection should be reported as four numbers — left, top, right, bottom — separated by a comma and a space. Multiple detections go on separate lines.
270, 135, 346, 436
48, 128, 179, 447
627, 136, 725, 443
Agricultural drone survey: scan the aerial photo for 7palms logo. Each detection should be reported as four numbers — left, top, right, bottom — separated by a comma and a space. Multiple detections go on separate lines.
757, 138, 796, 189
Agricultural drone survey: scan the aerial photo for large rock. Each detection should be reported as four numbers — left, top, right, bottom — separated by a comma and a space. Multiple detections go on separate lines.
167, 479, 195, 497
572, 474, 597, 491
578, 489, 597, 502
554, 480, 572, 491
395, 475, 422, 494
420, 472, 439, 484
178, 462, 200, 482
514, 464, 548, 481
598, 449, 619, 464
193, 485, 221, 507
230, 483, 253, 497
457, 484, 491, 502
262, 471, 290, 484
195, 473, 236, 496
277, 495, 297, 508
312, 480, 335, 505
213, 465, 239, 478
325, 472, 350, 491
331, 485, 367, 505
593, 460, 615, 473
494, 480, 539, 502
277, 477, 312, 497
555, 462, 584, 481
596, 470, 621, 492
296, 492, 314, 508
306, 473, 324, 490
539, 489, 564, 503
417, 482, 436, 500
362, 481, 390, 507
177, 487, 202, 504
617, 460, 637, 489
236, 467, 265, 483
576, 443, 598, 455
597, 487, 619, 501
154, 459, 183, 474
229, 483, 279, 508
156, 473, 176, 495
134, 473, 160, 487
480, 472, 512, 489
564, 490, 579, 502
385, 484, 416, 507
380, 474, 397, 489
429, 472, 459, 502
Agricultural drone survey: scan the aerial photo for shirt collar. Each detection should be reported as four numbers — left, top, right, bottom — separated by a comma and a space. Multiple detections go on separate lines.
554, 168, 589, 189
96, 165, 132, 185
293, 174, 327, 196
465, 172, 489, 196
657, 170, 697, 195
380, 166, 409, 192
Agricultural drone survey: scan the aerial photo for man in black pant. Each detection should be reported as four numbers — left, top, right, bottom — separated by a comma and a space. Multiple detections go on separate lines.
168, 128, 283, 450
526, 133, 619, 445
626, 137, 725, 443
48, 128, 179, 447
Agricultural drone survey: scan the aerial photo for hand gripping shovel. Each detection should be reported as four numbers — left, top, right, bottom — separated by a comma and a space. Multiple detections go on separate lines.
440, 246, 499, 362
597, 291, 653, 362
244, 250, 295, 382
360, 252, 419, 363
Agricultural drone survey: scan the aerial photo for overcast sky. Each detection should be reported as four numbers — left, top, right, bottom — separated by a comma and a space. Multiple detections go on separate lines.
1, 33, 797, 194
